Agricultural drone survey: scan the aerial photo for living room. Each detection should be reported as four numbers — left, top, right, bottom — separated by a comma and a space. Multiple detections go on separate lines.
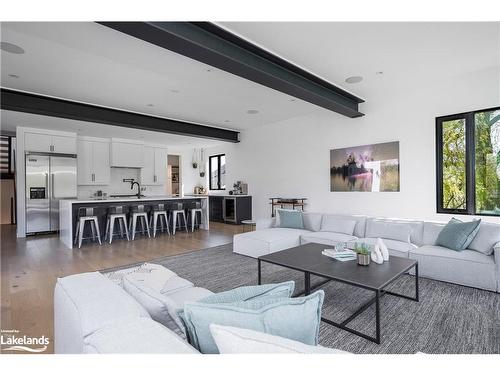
1, 1, 499, 374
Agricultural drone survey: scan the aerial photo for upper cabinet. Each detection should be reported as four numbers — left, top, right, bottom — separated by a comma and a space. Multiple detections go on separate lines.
77, 138, 110, 185
110, 139, 144, 168
25, 132, 77, 154
140, 146, 167, 185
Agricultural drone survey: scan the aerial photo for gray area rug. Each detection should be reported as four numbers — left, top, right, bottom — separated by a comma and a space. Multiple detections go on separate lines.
103, 244, 500, 354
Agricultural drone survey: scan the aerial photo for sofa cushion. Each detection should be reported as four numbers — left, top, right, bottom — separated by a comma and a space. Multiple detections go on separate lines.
365, 218, 416, 243
277, 209, 304, 229
84, 317, 198, 354
422, 222, 445, 245
123, 270, 212, 336
409, 245, 496, 291
300, 231, 357, 246
320, 216, 357, 235
436, 218, 481, 251
320, 214, 367, 237
302, 212, 324, 232
198, 282, 295, 304
358, 237, 417, 258
467, 221, 500, 256
180, 290, 324, 354
233, 228, 311, 258
56, 272, 150, 339
209, 324, 348, 354
411, 245, 494, 265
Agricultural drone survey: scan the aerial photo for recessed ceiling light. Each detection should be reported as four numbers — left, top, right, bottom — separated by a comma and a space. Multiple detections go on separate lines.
170, 89, 180, 94
8, 74, 19, 79
224, 120, 230, 123
1, 42, 25, 54
246, 109, 259, 115
147, 103, 154, 107
206, 68, 212, 72
345, 76, 363, 84
376, 71, 384, 75
290, 98, 296, 102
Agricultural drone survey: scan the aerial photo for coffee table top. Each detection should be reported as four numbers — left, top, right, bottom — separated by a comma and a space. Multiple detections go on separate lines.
258, 242, 417, 291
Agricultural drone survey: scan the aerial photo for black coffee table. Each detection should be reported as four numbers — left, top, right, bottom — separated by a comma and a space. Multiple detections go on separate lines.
257, 242, 419, 344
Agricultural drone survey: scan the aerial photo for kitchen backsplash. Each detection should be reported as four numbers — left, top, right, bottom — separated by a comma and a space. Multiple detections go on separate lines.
77, 168, 167, 198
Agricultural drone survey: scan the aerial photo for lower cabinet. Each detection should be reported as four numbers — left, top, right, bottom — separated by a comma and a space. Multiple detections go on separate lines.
209, 196, 252, 224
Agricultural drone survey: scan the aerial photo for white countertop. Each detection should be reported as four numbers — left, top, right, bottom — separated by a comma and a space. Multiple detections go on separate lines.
208, 194, 251, 198
61, 195, 208, 204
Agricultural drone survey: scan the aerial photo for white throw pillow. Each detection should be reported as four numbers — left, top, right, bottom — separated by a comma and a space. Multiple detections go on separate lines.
320, 216, 357, 235
209, 324, 349, 354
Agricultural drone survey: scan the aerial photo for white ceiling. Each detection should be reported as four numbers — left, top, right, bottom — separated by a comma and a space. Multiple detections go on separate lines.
1, 22, 499, 146
220, 22, 500, 100
0, 22, 320, 137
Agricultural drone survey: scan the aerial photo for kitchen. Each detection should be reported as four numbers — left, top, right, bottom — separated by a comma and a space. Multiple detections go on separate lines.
16, 125, 251, 248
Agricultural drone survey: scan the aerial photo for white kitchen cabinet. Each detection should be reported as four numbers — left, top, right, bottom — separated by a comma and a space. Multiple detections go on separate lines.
110, 140, 144, 168
25, 132, 77, 154
77, 139, 110, 185
140, 146, 167, 185
52, 135, 77, 154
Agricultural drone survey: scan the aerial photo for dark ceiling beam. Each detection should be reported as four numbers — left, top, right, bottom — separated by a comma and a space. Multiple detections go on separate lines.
98, 22, 365, 118
0, 89, 240, 143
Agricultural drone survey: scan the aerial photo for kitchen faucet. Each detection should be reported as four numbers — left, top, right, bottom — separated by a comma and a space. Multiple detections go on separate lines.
123, 179, 141, 199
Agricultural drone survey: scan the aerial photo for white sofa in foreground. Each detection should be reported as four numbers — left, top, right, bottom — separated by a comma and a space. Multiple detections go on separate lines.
54, 270, 345, 354
233, 213, 500, 292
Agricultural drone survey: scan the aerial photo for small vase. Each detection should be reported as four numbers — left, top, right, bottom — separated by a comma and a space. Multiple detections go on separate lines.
357, 253, 370, 266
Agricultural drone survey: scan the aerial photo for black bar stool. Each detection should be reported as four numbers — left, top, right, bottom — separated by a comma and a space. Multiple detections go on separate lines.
149, 203, 170, 237
74, 207, 102, 248
129, 204, 151, 240
104, 205, 130, 243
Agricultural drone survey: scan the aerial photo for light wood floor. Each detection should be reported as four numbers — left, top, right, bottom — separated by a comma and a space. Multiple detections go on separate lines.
0, 222, 243, 354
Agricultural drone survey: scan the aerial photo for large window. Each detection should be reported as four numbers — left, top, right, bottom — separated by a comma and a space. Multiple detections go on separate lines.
436, 107, 500, 216
209, 154, 226, 190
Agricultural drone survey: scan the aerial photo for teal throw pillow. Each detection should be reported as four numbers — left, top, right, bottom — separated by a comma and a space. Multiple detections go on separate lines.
180, 290, 325, 354
436, 218, 481, 251
278, 209, 304, 229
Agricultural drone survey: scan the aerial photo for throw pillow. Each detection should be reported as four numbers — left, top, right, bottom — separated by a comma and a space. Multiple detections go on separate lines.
320, 216, 357, 235
197, 281, 295, 304
180, 290, 324, 354
277, 209, 304, 229
436, 218, 481, 251
209, 324, 349, 354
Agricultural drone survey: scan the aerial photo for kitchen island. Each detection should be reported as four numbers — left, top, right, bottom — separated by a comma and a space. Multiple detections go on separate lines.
59, 196, 209, 249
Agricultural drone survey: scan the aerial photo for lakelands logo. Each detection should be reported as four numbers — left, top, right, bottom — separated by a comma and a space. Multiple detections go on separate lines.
1, 329, 49, 353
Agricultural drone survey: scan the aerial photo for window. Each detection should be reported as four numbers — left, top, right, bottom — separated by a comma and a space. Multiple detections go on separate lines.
436, 107, 500, 216
209, 154, 226, 190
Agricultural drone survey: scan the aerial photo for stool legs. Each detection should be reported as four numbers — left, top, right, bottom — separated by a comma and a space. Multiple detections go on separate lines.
150, 212, 170, 237
130, 213, 150, 240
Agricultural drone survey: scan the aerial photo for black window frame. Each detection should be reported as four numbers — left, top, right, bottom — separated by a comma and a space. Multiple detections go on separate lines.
209, 154, 226, 190
436, 106, 500, 217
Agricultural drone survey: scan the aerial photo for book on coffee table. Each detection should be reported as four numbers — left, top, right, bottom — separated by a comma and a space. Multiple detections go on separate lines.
322, 248, 357, 261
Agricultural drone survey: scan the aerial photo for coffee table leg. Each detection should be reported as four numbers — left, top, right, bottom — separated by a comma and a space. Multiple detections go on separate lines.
304, 272, 311, 295
375, 289, 381, 344
258, 259, 262, 285
415, 263, 419, 302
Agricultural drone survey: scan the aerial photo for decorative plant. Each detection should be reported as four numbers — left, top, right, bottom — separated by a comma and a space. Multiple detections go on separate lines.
354, 243, 371, 255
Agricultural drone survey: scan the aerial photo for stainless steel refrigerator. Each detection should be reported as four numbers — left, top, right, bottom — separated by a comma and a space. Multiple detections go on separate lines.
25, 154, 77, 234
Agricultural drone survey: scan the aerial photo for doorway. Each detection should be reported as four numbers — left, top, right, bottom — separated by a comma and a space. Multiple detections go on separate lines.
166, 154, 181, 197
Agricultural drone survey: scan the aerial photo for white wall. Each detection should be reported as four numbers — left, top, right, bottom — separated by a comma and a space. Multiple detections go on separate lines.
205, 67, 500, 224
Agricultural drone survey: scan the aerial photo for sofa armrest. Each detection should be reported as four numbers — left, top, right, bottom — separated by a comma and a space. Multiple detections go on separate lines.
494, 242, 500, 269
256, 218, 276, 230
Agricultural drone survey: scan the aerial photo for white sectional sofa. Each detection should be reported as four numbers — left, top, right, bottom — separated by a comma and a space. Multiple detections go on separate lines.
54, 270, 343, 354
233, 213, 500, 292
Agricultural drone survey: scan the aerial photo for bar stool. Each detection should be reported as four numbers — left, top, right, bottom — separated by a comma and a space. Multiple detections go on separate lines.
104, 206, 130, 243
149, 203, 170, 237
187, 201, 203, 232
129, 204, 151, 240
168, 202, 188, 235
74, 207, 102, 248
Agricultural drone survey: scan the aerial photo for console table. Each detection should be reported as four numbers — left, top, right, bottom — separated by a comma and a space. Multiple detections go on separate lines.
269, 197, 307, 217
